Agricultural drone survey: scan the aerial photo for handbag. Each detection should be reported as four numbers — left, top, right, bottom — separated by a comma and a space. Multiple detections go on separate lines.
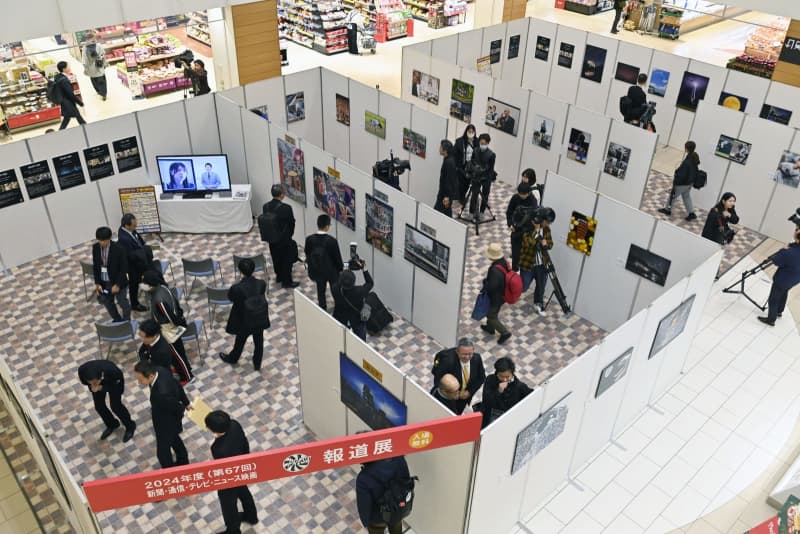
471, 289, 490, 321
342, 288, 371, 322
520, 270, 534, 292
160, 322, 186, 344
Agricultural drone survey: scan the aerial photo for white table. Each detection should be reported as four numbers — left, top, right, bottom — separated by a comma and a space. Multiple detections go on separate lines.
156, 184, 253, 233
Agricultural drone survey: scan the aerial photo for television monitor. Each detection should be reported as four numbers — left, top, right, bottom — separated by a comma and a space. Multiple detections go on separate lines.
156, 155, 231, 193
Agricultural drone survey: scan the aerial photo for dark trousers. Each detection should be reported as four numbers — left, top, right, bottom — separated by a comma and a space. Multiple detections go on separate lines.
218, 485, 257, 534
510, 231, 522, 271
339, 317, 366, 340
90, 75, 107, 97
469, 180, 492, 214
59, 112, 86, 130
767, 283, 790, 321
611, 8, 623, 32
458, 174, 469, 204
486, 304, 509, 335
155, 429, 188, 468
228, 330, 264, 369
315, 278, 334, 310
92, 382, 134, 430
269, 241, 293, 284
99, 289, 131, 322
172, 337, 193, 381
367, 522, 402, 534
129, 268, 143, 306
533, 265, 548, 306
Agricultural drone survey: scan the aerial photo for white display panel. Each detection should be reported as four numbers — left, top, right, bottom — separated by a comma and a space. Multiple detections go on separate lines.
184, 93, 222, 154
218, 85, 245, 107
521, 92, 569, 183
377, 92, 412, 193
348, 80, 380, 177
299, 141, 337, 246
411, 204, 467, 347
575, 34, 618, 115
61, 0, 124, 32
761, 131, 800, 240
428, 57, 462, 121
294, 291, 347, 440
646, 50, 689, 145
522, 18, 558, 95
487, 82, 530, 186
480, 23, 507, 78
320, 68, 351, 162
558, 106, 610, 190
467, 388, 544, 534
136, 100, 192, 174
722, 69, 770, 119
500, 17, 530, 87
547, 25, 587, 106
431, 33, 459, 63
457, 28, 485, 70
667, 61, 729, 149
603, 42, 654, 119
408, 104, 449, 207
0, 0, 61, 42
331, 160, 375, 273
402, 48, 432, 111
574, 195, 655, 331
243, 76, 286, 129
215, 94, 248, 185
598, 120, 657, 208
763, 81, 800, 130
285, 68, 324, 148
241, 109, 274, 215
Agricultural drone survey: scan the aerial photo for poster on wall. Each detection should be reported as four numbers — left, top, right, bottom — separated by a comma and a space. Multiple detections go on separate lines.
676, 71, 710, 111
276, 138, 306, 205
566, 128, 591, 164
402, 128, 427, 159
581, 45, 607, 83
450, 79, 475, 123
511, 393, 571, 475
489, 39, 502, 64
485, 97, 520, 137
20, 160, 55, 199
535, 36, 551, 61
112, 137, 142, 173
557, 42, 575, 68
715, 134, 751, 165
336, 94, 350, 126
567, 210, 596, 256
364, 110, 386, 139
52, 152, 86, 190
118, 186, 161, 233
718, 92, 748, 112
0, 169, 24, 208
772, 151, 800, 188
604, 142, 631, 180
532, 116, 554, 150
285, 91, 305, 123
648, 69, 671, 97
411, 70, 440, 105
339, 352, 407, 430
83, 144, 114, 181
595, 349, 633, 399
366, 194, 394, 256
508, 35, 521, 59
250, 105, 269, 121
404, 224, 450, 283
625, 244, 671, 286
760, 104, 792, 125
649, 294, 696, 359
313, 167, 356, 230
615, 62, 640, 84
477, 55, 492, 75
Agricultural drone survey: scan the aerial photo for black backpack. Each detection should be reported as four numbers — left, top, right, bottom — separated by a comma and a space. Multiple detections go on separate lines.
307, 245, 328, 280
243, 293, 270, 330
693, 169, 708, 189
365, 292, 393, 334
257, 209, 282, 244
46, 78, 62, 105
619, 95, 632, 118
379, 475, 418, 523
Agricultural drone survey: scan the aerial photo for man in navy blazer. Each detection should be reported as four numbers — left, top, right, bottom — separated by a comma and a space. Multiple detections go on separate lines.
759, 228, 800, 326
117, 213, 150, 312
92, 226, 130, 322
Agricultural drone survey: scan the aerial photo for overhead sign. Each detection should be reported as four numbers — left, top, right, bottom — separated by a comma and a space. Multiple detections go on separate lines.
83, 413, 481, 512
779, 36, 800, 65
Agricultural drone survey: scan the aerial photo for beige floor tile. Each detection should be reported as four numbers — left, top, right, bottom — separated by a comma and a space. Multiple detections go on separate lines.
0, 493, 31, 523
685, 518, 722, 534
703, 495, 748, 533
0, 509, 39, 533
0, 474, 20, 502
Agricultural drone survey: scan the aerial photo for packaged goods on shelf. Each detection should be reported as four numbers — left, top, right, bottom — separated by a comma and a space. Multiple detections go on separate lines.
0, 65, 80, 130
279, 0, 349, 55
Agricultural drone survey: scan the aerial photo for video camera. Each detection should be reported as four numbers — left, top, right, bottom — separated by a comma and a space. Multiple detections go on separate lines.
789, 208, 800, 228
512, 206, 556, 232
175, 49, 195, 69
347, 242, 363, 271
464, 160, 487, 184
373, 150, 409, 191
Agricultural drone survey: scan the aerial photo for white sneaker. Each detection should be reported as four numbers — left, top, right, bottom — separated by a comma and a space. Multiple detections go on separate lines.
535, 304, 547, 317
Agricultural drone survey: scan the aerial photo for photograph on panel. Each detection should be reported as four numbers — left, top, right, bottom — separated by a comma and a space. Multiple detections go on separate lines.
53, 152, 86, 190
339, 353, 407, 430
335, 93, 350, 126
676, 71, 710, 112
0, 169, 23, 208
714, 134, 751, 165
411, 69, 440, 105
485, 97, 520, 137
285, 91, 305, 123
566, 127, 591, 164
402, 128, 427, 159
20, 161, 56, 199
566, 210, 597, 256
648, 69, 670, 97
649, 295, 696, 359
112, 136, 142, 172
276, 138, 307, 205
581, 45, 607, 83
250, 105, 269, 121
614, 62, 640, 84
535, 36, 551, 61
760, 103, 792, 125
558, 42, 575, 68
604, 142, 631, 180
403, 224, 450, 283
84, 144, 114, 181
365, 194, 394, 257
364, 110, 386, 139
625, 244, 671, 286
595, 348, 633, 399
718, 92, 748, 112
772, 150, 800, 188
313, 167, 356, 231
450, 79, 475, 123
532, 115, 554, 150
511, 393, 571, 475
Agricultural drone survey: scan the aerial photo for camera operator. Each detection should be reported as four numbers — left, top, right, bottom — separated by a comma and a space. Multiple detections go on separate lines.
435, 140, 459, 217
758, 226, 800, 327
469, 133, 497, 217
454, 124, 478, 204
519, 211, 553, 316
332, 256, 373, 340
506, 183, 538, 271
182, 58, 211, 96
624, 73, 648, 124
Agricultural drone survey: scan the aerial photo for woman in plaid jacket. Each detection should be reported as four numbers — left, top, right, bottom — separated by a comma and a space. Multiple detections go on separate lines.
520, 222, 553, 316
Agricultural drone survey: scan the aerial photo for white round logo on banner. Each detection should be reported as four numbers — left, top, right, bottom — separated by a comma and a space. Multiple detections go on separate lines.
283, 453, 310, 473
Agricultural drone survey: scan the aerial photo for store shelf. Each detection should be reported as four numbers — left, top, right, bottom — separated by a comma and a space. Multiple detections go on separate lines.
278, 0, 350, 55
0, 68, 79, 130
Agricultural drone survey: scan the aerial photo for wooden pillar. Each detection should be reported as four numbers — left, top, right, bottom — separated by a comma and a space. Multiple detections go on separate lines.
502, 0, 527, 22
230, 0, 281, 85
773, 20, 800, 87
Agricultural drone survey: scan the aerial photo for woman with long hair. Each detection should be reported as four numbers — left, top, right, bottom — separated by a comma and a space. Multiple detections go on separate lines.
453, 124, 478, 204
659, 140, 700, 221
702, 192, 739, 244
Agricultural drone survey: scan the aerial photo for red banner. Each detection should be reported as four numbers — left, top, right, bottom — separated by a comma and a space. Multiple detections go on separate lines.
84, 413, 481, 512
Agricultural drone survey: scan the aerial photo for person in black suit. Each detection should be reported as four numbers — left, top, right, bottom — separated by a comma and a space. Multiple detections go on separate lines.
332, 262, 373, 341
480, 357, 532, 428
470, 133, 497, 217
117, 213, 150, 312
263, 185, 299, 288
219, 259, 270, 371
92, 226, 131, 322
611, 0, 626, 34
78, 360, 136, 442
141, 270, 192, 377
304, 214, 344, 310
430, 373, 462, 414
137, 319, 193, 384
431, 338, 486, 415
205, 411, 259, 534
625, 73, 648, 123
356, 456, 410, 534
435, 140, 459, 217
453, 124, 478, 204
497, 109, 515, 135
54, 61, 85, 130
133, 360, 190, 469
506, 183, 538, 272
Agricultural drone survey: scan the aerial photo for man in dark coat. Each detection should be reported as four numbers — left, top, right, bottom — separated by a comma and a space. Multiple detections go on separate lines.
625, 73, 648, 123
434, 140, 459, 217
137, 318, 193, 384
219, 258, 269, 370
142, 270, 192, 376
133, 360, 190, 469
263, 184, 299, 288
92, 226, 131, 322
332, 264, 373, 341
470, 133, 497, 217
759, 228, 800, 326
611, 0, 626, 34
54, 61, 86, 130
430, 373, 463, 414
78, 359, 136, 442
431, 338, 486, 414
506, 183, 538, 271
304, 214, 343, 310
117, 213, 150, 312
480, 243, 512, 344
356, 456, 411, 534
205, 411, 258, 534
659, 141, 699, 221
182, 59, 211, 96
480, 357, 532, 428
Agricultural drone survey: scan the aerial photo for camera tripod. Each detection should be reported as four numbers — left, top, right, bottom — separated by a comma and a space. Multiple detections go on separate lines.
457, 180, 496, 236
541, 248, 571, 315
721, 253, 776, 310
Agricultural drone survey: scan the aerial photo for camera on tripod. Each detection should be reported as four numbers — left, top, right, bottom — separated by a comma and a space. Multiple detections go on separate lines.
347, 242, 363, 271
464, 160, 487, 184
373, 150, 410, 190
789, 208, 800, 227
512, 206, 556, 232
175, 49, 195, 69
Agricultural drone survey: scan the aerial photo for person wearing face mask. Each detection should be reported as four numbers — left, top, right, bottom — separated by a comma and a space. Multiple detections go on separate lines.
702, 192, 739, 245
454, 124, 478, 204
659, 140, 700, 221
435, 140, 459, 217
479, 357, 532, 428
469, 133, 497, 217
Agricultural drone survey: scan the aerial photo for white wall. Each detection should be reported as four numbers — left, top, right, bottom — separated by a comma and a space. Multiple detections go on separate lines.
667, 61, 729, 150
575, 34, 618, 115
597, 120, 657, 209
558, 106, 610, 191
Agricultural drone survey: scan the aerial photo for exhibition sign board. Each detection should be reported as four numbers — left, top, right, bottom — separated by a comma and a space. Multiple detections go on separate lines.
84, 413, 481, 512
772, 20, 800, 88
118, 186, 161, 234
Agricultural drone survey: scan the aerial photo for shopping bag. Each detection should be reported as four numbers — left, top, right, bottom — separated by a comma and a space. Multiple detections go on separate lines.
520, 270, 534, 292
471, 290, 490, 321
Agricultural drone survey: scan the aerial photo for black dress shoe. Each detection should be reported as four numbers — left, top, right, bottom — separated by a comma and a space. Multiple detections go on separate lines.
757, 316, 775, 326
123, 423, 136, 443
218, 352, 237, 365
282, 281, 300, 288
480, 324, 495, 335
132, 304, 148, 312
240, 512, 259, 525
100, 424, 119, 440
498, 332, 512, 344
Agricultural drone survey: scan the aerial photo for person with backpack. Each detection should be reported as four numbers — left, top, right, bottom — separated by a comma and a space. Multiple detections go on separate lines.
219, 259, 270, 371
142, 270, 193, 383
332, 261, 373, 341
356, 455, 412, 534
506, 183, 538, 272
480, 243, 517, 345
702, 192, 739, 245
624, 73, 648, 123
261, 184, 299, 288
81, 33, 108, 101
53, 61, 86, 130
304, 214, 344, 310
659, 140, 700, 221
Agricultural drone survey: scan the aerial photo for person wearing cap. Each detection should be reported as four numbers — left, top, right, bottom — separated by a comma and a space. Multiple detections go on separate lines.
431, 337, 486, 414
506, 182, 538, 271
332, 260, 373, 340
481, 243, 512, 344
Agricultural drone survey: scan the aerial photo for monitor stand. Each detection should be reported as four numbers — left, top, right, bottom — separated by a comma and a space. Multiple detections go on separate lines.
182, 191, 207, 199
217, 191, 232, 198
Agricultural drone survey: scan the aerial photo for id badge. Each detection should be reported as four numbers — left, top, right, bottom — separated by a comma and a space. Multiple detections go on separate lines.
101, 266, 109, 282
